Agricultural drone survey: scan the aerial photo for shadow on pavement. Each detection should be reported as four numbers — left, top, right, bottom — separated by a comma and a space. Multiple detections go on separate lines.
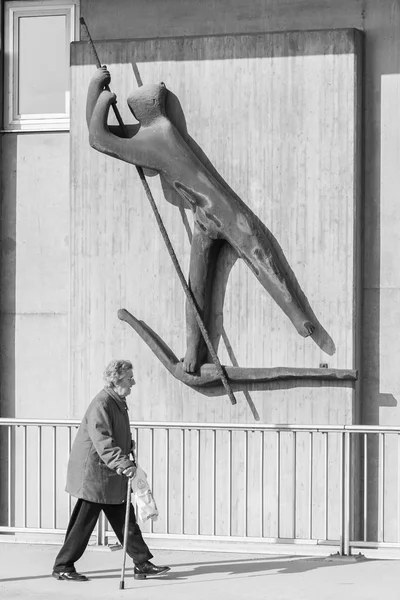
0, 555, 374, 583
87, 555, 374, 582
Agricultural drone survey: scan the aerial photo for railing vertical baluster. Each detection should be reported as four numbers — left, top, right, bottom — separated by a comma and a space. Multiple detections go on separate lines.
102, 511, 107, 545
181, 428, 185, 534
197, 429, 200, 535
133, 424, 139, 539
379, 433, 385, 542
8, 425, 13, 527
398, 434, 400, 544
67, 427, 72, 517
96, 510, 104, 545
150, 428, 154, 534
134, 427, 139, 458
52, 426, 57, 529
344, 431, 351, 556
324, 432, 328, 541
166, 428, 169, 534
38, 426, 42, 528
261, 430, 265, 537
364, 433, 368, 541
277, 431, 280, 539
244, 430, 248, 537
212, 428, 216, 536
228, 429, 232, 537
23, 425, 27, 528
293, 431, 297, 539
309, 432, 313, 540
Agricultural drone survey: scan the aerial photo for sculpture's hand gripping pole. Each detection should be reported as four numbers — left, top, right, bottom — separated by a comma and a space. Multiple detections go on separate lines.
80, 17, 237, 405
80, 17, 128, 135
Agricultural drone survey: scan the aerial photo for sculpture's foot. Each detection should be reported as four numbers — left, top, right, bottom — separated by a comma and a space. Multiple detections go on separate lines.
297, 320, 315, 338
183, 348, 200, 374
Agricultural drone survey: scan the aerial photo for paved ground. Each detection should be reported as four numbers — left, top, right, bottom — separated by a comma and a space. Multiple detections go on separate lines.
0, 542, 398, 600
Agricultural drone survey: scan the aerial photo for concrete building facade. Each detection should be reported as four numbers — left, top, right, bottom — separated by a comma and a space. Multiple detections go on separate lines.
1, 0, 400, 548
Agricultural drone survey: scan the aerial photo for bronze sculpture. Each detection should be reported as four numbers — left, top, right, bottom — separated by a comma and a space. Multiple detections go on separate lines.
87, 67, 317, 375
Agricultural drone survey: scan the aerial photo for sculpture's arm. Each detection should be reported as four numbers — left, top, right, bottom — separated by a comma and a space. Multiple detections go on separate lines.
86, 66, 111, 129
88, 90, 133, 162
86, 67, 139, 138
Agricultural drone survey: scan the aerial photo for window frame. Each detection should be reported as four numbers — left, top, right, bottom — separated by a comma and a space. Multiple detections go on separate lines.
3, 0, 80, 132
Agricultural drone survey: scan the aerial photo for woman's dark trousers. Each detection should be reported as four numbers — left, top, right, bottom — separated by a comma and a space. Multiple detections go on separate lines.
53, 498, 153, 573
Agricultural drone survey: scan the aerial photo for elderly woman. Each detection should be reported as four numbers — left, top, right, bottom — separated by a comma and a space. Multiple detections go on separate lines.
52, 359, 170, 582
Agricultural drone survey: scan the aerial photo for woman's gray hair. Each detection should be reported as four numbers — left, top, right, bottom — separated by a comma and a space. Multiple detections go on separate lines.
103, 359, 133, 388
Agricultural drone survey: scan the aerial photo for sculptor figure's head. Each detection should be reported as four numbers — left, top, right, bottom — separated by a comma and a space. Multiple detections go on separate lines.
127, 82, 167, 125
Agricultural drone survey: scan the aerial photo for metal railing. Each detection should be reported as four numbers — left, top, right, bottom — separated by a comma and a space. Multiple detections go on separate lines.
1, 418, 400, 556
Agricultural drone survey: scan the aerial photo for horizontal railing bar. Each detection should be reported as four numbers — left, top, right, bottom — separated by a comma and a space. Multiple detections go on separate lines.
350, 541, 400, 549
2, 418, 400, 435
106, 532, 342, 545
0, 526, 71, 534
342, 426, 400, 433
0, 419, 82, 426
1, 526, 396, 550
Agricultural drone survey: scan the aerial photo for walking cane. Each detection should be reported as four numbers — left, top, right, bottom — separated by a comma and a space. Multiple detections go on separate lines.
119, 475, 133, 590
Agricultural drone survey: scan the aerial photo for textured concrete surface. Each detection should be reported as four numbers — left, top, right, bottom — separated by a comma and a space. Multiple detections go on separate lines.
0, 543, 399, 600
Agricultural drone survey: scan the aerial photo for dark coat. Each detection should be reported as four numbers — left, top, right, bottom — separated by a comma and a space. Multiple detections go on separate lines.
66, 388, 135, 503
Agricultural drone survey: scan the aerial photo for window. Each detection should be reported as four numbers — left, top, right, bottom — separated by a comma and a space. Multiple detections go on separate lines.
3, 1, 80, 131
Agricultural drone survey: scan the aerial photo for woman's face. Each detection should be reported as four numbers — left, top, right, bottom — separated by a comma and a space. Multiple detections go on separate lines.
115, 368, 136, 397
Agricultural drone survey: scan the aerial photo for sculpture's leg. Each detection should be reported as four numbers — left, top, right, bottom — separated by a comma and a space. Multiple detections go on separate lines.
238, 235, 314, 338
183, 224, 223, 373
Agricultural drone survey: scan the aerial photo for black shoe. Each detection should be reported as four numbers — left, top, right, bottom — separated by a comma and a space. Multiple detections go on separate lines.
52, 570, 89, 581
133, 561, 170, 580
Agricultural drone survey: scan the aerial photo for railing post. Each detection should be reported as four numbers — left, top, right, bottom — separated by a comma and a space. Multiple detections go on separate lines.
344, 431, 351, 556
7, 425, 14, 527
96, 511, 106, 546
340, 430, 351, 556
339, 431, 344, 555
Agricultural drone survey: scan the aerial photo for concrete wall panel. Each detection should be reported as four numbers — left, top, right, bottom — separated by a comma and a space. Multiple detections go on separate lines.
0, 134, 69, 417
70, 30, 361, 424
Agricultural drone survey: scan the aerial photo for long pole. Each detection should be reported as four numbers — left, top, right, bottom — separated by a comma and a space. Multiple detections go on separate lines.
80, 17, 237, 405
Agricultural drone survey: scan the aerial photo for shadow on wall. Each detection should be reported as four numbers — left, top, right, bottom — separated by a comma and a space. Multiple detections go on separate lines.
0, 134, 17, 418
73, 29, 363, 67
0, 133, 18, 527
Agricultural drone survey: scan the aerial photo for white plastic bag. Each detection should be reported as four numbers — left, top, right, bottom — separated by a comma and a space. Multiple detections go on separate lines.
130, 465, 159, 523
